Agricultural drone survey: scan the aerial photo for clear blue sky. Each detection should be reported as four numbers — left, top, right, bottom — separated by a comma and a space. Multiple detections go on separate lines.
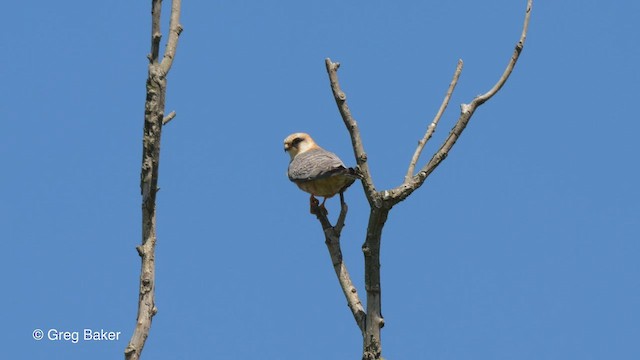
2, 1, 639, 359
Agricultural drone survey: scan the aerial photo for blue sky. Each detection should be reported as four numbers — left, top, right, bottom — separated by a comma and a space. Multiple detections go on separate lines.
2, 1, 639, 359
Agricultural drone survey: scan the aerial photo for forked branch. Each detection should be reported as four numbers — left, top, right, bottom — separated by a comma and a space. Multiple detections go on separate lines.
389, 0, 533, 205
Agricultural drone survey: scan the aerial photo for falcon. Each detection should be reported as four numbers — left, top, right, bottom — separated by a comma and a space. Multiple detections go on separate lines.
284, 132, 358, 213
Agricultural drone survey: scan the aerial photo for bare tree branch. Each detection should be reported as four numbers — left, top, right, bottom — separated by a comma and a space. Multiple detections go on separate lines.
475, 0, 532, 106
325, 59, 378, 207
125, 1, 183, 359
149, 0, 162, 62
388, 0, 533, 206
160, 0, 183, 73
311, 195, 367, 334
405, 59, 463, 183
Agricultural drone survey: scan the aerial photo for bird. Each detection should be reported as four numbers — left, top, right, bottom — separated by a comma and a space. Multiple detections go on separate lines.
284, 132, 358, 214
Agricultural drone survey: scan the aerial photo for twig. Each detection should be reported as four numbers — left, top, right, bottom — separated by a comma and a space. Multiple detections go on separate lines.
404, 59, 463, 182
474, 0, 532, 106
162, 111, 177, 125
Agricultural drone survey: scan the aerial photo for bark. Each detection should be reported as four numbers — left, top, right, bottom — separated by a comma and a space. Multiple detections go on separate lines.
361, 205, 389, 360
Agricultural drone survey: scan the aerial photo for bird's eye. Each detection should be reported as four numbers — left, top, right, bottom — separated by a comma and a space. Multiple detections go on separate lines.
292, 137, 303, 146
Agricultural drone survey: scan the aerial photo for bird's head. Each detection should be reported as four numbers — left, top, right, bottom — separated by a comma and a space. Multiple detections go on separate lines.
284, 132, 318, 160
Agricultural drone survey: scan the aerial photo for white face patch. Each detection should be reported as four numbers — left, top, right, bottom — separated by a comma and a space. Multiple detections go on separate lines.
284, 133, 317, 159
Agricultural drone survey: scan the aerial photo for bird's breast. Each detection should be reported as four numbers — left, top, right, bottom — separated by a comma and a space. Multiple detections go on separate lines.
295, 175, 355, 198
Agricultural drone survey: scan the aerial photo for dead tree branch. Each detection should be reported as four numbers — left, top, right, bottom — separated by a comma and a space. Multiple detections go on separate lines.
405, 59, 463, 183
125, 1, 183, 359
325, 59, 378, 206
160, 0, 183, 73
311, 195, 366, 333
390, 0, 533, 206
322, 1, 532, 359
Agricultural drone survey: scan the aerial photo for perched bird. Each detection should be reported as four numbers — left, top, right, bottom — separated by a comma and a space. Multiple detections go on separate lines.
284, 132, 358, 214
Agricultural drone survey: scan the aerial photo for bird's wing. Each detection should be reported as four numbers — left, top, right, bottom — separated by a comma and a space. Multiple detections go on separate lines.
288, 148, 351, 182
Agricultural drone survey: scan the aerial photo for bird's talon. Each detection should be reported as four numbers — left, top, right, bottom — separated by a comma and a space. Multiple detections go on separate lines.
309, 196, 320, 214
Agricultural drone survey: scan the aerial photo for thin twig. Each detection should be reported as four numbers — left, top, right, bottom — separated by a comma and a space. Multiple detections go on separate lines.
404, 59, 463, 183
335, 192, 348, 232
474, 0, 532, 106
162, 111, 177, 125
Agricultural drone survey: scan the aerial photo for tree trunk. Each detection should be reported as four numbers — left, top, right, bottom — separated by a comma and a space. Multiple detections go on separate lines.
362, 206, 389, 359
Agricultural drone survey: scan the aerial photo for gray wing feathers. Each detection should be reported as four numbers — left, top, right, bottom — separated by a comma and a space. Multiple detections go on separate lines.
288, 148, 351, 181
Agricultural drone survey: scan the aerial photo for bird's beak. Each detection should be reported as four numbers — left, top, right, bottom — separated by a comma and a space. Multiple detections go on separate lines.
284, 144, 290, 152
